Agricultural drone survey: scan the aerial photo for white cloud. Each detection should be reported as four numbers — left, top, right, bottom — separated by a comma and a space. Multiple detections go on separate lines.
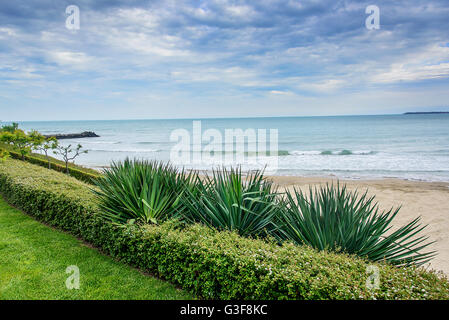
370, 45, 449, 83
0, 27, 17, 38
48, 51, 92, 66
269, 90, 293, 95
372, 63, 449, 83
299, 79, 346, 93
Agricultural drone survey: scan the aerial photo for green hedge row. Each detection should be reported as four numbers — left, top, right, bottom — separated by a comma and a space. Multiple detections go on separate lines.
5, 149, 100, 185
1, 158, 448, 299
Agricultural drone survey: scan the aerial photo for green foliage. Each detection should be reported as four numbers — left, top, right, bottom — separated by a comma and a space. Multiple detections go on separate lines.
180, 167, 279, 237
275, 184, 435, 267
0, 131, 14, 144
0, 124, 50, 162
1, 122, 19, 133
0, 129, 34, 160
0, 149, 9, 162
28, 130, 46, 145
32, 136, 58, 169
93, 159, 199, 224
0, 122, 97, 184
0, 158, 448, 299
5, 148, 100, 184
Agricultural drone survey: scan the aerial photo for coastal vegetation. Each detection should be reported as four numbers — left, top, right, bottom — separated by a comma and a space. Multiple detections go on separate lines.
274, 185, 435, 266
0, 158, 448, 299
92, 159, 434, 267
53, 143, 88, 174
93, 159, 198, 224
179, 167, 279, 237
33, 135, 58, 169
0, 123, 100, 183
0, 124, 448, 299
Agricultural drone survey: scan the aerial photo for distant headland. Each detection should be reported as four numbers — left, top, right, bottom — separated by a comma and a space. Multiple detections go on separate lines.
403, 112, 449, 115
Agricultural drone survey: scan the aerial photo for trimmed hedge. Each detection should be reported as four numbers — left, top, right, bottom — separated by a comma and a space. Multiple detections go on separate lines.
1, 158, 448, 299
5, 148, 100, 184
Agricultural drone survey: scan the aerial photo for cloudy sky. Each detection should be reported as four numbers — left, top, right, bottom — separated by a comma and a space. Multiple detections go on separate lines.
1, 0, 449, 121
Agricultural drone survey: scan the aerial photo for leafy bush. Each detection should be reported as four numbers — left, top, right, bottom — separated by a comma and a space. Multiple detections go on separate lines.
5, 148, 100, 185
0, 129, 34, 160
0, 122, 96, 183
275, 184, 435, 267
1, 122, 19, 133
180, 167, 279, 237
0, 149, 9, 162
0, 158, 448, 299
93, 159, 199, 224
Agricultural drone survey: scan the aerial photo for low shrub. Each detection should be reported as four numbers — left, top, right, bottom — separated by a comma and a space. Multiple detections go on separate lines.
0, 158, 448, 299
5, 148, 100, 184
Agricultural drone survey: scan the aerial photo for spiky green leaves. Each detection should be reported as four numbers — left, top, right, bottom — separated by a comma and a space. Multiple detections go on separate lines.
180, 167, 279, 237
93, 159, 198, 225
275, 184, 435, 266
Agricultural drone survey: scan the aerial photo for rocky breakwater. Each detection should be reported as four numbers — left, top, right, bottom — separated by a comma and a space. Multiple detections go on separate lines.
44, 131, 100, 140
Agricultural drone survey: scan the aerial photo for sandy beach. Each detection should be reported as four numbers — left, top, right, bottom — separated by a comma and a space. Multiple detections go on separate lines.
268, 175, 449, 275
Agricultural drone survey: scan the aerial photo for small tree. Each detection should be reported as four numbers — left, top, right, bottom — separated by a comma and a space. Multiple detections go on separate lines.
32, 134, 58, 169
0, 127, 50, 162
53, 143, 88, 174
2, 129, 35, 160
1, 122, 19, 133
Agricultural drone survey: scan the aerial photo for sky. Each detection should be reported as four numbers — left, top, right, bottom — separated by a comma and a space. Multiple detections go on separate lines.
1, 0, 449, 121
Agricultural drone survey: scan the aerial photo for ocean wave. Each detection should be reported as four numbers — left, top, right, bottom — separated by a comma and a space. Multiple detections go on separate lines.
244, 150, 290, 156
88, 148, 160, 153
290, 150, 322, 156
289, 150, 378, 156
185, 150, 282, 157
178, 149, 377, 156
83, 141, 121, 145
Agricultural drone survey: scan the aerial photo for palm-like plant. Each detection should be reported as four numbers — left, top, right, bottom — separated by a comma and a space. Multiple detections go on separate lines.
275, 184, 435, 266
180, 167, 279, 237
93, 159, 199, 224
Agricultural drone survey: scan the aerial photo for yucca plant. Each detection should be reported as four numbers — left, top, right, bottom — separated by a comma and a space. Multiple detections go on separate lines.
180, 167, 279, 237
93, 158, 199, 224
275, 183, 435, 266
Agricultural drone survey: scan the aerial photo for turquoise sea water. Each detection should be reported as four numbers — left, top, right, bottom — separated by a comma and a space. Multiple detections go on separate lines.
14, 114, 449, 181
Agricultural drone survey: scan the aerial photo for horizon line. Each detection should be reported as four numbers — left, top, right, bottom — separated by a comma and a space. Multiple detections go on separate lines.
1, 112, 427, 123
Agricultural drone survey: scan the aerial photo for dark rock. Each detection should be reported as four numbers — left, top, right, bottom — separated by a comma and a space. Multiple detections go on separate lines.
44, 131, 100, 140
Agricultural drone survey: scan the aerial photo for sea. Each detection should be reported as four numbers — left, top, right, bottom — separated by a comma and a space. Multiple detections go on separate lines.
13, 114, 449, 182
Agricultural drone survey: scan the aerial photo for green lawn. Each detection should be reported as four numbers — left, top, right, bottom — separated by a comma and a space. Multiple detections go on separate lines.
0, 196, 193, 300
